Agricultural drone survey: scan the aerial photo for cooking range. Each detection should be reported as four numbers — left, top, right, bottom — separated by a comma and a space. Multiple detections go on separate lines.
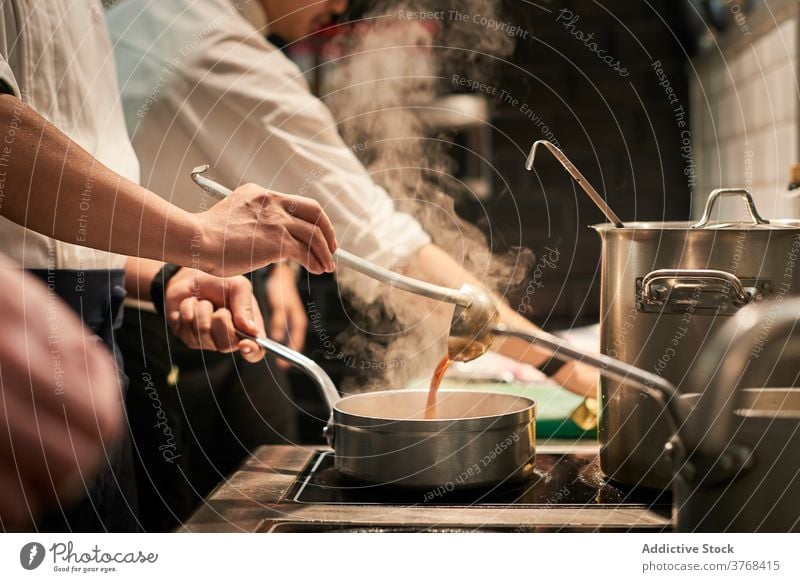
180, 443, 671, 533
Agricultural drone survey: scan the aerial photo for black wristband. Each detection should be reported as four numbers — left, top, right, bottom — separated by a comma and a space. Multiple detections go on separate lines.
538, 354, 568, 377
150, 264, 183, 316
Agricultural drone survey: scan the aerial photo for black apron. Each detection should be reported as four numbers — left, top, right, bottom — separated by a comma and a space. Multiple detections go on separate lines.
28, 268, 140, 533
117, 268, 298, 532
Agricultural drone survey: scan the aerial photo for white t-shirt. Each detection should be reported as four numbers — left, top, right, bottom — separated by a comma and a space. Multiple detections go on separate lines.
0, 0, 139, 270
107, 0, 431, 272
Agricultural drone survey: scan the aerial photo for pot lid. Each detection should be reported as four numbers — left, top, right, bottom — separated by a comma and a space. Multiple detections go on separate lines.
592, 188, 800, 231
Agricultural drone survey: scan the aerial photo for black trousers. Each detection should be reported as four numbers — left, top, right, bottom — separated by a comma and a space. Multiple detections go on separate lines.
29, 269, 140, 533
117, 281, 298, 532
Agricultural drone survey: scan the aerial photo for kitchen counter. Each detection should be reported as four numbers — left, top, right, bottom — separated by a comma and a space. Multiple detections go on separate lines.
179, 443, 671, 533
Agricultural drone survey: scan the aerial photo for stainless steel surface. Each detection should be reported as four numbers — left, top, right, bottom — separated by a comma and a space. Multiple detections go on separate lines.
235, 330, 341, 412
641, 269, 751, 306
592, 188, 800, 489
448, 283, 500, 361
690, 188, 769, 229
491, 324, 678, 407
333, 390, 536, 488
179, 445, 670, 533
637, 268, 768, 316
669, 301, 800, 531
525, 140, 625, 228
191, 164, 501, 363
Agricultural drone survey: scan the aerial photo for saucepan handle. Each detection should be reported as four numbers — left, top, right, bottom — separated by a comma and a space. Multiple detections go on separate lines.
691, 188, 769, 229
236, 331, 341, 413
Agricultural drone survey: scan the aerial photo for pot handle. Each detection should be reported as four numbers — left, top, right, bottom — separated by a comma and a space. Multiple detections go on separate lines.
641, 269, 751, 306
691, 188, 769, 229
236, 330, 340, 416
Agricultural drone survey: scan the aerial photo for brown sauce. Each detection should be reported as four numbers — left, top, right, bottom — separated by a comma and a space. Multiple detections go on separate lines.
424, 355, 452, 419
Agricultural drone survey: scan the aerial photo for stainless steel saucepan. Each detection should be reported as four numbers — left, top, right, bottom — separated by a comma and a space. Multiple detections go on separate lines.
237, 325, 668, 489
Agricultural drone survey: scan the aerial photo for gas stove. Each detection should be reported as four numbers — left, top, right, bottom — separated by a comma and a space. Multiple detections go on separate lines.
180, 444, 672, 532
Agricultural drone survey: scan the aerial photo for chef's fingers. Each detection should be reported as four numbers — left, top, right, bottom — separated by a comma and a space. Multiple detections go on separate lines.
208, 311, 262, 361
252, 294, 268, 339
193, 300, 216, 350
285, 219, 334, 274
281, 196, 338, 252
280, 234, 326, 275
226, 277, 259, 337
177, 298, 201, 350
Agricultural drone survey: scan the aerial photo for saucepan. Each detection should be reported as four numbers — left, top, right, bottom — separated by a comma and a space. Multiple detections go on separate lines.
238, 325, 671, 490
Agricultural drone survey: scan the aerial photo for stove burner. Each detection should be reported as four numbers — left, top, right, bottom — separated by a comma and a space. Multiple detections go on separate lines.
287, 451, 672, 510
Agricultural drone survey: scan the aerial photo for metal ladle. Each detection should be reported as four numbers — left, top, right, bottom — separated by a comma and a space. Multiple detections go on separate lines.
189, 165, 499, 361
526, 140, 624, 228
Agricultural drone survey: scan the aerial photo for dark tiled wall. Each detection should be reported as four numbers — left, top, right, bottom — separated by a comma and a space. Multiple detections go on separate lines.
464, 0, 693, 328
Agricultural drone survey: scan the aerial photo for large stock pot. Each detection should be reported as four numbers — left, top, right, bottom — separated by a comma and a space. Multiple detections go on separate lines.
593, 188, 800, 489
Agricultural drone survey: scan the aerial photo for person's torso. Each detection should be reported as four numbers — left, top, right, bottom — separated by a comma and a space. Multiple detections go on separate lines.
108, 0, 276, 213
0, 0, 139, 270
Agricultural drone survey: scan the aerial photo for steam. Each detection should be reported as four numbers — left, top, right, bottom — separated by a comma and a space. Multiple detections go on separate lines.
327, 0, 532, 391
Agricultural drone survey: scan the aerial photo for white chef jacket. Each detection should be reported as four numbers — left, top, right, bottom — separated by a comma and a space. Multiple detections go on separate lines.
107, 0, 431, 271
0, 0, 139, 270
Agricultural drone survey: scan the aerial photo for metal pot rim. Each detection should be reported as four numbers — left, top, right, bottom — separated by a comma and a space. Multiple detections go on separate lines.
592, 219, 800, 232
333, 389, 536, 431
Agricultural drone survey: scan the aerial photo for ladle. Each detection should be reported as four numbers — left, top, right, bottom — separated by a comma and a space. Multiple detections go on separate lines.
189, 165, 500, 362
526, 140, 624, 228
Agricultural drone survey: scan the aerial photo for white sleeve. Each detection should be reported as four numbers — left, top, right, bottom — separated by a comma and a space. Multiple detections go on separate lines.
173, 36, 431, 270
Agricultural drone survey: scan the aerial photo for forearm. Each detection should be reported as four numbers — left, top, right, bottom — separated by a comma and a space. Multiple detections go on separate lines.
124, 257, 164, 302
0, 95, 200, 267
404, 244, 550, 366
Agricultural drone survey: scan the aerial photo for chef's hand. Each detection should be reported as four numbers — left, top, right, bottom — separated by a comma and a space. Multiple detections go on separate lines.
197, 184, 338, 277
165, 269, 268, 363
266, 263, 308, 369
0, 256, 122, 527
551, 360, 600, 398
